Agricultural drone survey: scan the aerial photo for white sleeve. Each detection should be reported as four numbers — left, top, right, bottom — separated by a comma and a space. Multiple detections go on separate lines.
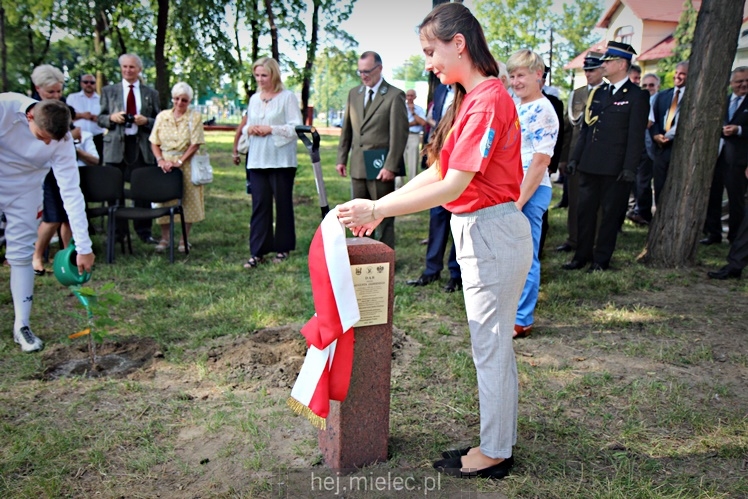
272, 91, 303, 147
51, 138, 93, 254
82, 133, 99, 160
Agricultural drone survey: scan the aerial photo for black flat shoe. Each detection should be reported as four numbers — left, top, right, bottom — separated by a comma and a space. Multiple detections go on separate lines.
699, 235, 722, 245
555, 243, 573, 253
433, 455, 514, 480
441, 446, 471, 459
443, 277, 462, 293
33, 268, 46, 276
141, 236, 159, 245
406, 273, 439, 286
587, 262, 606, 273
707, 266, 742, 280
562, 260, 586, 270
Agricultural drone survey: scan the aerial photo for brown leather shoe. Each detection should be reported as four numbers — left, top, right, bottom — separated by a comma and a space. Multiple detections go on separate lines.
513, 324, 532, 339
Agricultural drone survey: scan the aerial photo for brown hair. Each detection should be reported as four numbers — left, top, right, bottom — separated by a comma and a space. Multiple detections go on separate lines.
419, 3, 498, 168
34, 99, 72, 140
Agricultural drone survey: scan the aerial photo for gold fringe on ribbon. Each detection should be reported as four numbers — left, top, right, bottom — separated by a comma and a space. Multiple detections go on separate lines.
287, 397, 327, 430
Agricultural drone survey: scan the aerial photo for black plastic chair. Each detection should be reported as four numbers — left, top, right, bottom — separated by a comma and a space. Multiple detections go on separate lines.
78, 166, 123, 264
113, 168, 187, 263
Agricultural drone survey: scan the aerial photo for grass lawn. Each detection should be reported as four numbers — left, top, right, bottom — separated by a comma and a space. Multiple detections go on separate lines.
0, 131, 746, 498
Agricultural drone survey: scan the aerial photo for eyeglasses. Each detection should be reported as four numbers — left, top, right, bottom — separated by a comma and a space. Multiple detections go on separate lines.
641, 83, 657, 88
356, 64, 381, 77
172, 97, 190, 103
81, 80, 96, 84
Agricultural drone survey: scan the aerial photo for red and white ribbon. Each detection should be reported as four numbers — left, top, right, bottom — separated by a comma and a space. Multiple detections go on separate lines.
288, 210, 360, 429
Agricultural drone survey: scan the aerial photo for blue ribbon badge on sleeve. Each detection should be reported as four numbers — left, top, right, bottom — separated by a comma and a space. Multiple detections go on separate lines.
480, 128, 495, 158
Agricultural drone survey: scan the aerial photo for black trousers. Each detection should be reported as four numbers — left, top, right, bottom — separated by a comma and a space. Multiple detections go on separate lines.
107, 136, 155, 240
573, 172, 632, 268
704, 153, 748, 242
563, 171, 580, 247
93, 133, 104, 165
727, 207, 748, 270
634, 152, 654, 221
351, 177, 396, 249
249, 168, 297, 257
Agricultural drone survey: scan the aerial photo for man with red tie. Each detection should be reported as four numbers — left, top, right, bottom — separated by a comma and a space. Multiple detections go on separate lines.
97, 53, 161, 243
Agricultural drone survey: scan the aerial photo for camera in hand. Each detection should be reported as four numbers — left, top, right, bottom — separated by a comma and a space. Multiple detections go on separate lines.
124, 113, 135, 128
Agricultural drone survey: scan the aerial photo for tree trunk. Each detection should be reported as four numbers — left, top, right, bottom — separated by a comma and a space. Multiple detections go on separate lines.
640, 0, 746, 267
154, 0, 170, 109
263, 0, 279, 61
300, 0, 319, 125
247, 0, 260, 102
94, 9, 108, 90
0, 4, 7, 92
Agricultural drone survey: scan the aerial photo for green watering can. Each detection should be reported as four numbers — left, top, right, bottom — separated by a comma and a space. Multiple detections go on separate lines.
53, 240, 94, 314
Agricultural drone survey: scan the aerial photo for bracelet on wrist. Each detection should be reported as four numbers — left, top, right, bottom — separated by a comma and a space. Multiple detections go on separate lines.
156, 157, 164, 162
371, 201, 377, 221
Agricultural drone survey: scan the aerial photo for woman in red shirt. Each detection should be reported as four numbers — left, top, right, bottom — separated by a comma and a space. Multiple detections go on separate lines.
338, 2, 532, 480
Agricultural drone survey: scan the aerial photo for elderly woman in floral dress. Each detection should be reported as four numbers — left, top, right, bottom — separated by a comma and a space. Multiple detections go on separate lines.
149, 82, 205, 253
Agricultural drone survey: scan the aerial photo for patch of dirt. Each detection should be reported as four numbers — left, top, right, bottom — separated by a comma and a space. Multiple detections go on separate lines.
40, 337, 161, 380
200, 325, 309, 389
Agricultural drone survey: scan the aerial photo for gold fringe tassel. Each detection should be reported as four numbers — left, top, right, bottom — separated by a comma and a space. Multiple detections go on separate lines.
287, 397, 327, 430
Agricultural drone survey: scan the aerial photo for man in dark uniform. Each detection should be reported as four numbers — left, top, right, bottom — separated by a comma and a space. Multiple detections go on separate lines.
563, 41, 650, 272
556, 52, 604, 253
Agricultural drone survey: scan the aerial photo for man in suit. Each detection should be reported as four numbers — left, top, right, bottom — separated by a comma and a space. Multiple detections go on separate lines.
536, 66, 565, 259
628, 64, 642, 85
563, 41, 650, 272
406, 83, 463, 292
648, 61, 689, 207
336, 51, 408, 249
707, 201, 748, 280
702, 66, 748, 245
97, 53, 161, 243
627, 73, 661, 225
556, 52, 604, 253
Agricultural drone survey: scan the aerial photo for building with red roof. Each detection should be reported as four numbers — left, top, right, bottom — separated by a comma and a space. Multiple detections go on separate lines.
565, 0, 748, 88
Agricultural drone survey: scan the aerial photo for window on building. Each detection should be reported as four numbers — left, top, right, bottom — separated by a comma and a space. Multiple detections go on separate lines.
615, 25, 634, 45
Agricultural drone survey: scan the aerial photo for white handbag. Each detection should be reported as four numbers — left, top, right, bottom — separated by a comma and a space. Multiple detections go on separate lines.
190, 149, 213, 185
237, 123, 250, 154
187, 117, 213, 185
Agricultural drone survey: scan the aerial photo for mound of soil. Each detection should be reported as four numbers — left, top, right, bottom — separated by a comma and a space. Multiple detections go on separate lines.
40, 337, 161, 380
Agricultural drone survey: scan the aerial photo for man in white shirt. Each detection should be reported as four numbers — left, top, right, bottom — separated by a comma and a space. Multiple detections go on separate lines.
0, 93, 95, 352
66, 74, 105, 163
